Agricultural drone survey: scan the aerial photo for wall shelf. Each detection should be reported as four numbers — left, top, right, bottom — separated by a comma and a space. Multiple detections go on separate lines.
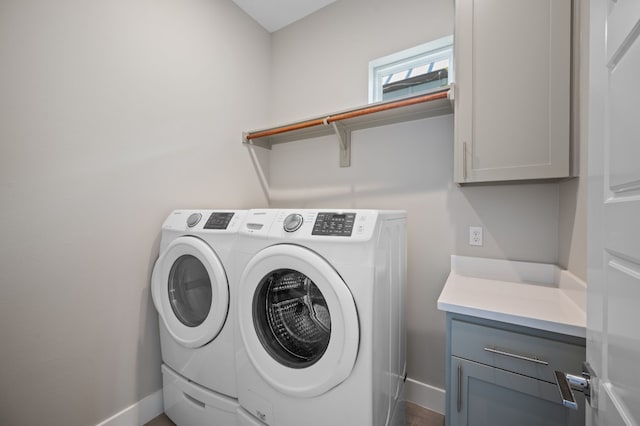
242, 85, 453, 167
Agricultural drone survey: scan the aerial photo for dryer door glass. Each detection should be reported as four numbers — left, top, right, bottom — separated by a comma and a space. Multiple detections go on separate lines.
168, 255, 212, 327
253, 269, 331, 368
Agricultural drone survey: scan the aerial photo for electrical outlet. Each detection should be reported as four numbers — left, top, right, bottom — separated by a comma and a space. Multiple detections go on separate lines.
469, 226, 483, 246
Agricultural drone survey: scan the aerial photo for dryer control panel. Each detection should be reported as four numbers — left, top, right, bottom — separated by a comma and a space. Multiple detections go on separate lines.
203, 212, 235, 230
163, 210, 245, 233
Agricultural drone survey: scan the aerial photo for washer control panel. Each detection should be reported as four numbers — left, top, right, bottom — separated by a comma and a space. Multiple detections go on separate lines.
312, 212, 356, 236
247, 209, 379, 240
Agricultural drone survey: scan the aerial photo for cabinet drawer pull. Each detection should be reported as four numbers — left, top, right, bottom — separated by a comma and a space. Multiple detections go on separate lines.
483, 347, 549, 365
457, 363, 462, 412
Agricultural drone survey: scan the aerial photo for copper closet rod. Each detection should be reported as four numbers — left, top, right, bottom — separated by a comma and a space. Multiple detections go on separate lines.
245, 90, 449, 141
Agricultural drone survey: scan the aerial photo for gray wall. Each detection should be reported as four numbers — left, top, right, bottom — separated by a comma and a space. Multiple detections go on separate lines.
0, 1, 269, 425
267, 0, 581, 394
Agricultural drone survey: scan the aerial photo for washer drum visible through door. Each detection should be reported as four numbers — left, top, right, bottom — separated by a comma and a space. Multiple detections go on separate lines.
238, 244, 359, 398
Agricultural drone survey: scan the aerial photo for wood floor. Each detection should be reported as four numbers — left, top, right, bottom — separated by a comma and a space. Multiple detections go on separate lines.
406, 402, 445, 426
144, 401, 444, 426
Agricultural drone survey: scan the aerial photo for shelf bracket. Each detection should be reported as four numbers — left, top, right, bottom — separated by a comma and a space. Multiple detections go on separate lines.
242, 132, 271, 150
330, 121, 351, 167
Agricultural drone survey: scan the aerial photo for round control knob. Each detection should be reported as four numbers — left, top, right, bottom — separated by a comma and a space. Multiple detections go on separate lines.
187, 213, 202, 228
283, 213, 303, 233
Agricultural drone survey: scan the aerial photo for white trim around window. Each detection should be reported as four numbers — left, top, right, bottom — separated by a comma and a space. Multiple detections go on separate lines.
368, 35, 454, 103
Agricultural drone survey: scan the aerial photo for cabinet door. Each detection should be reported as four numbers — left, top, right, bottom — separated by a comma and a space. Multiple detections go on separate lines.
449, 357, 584, 426
454, 0, 571, 183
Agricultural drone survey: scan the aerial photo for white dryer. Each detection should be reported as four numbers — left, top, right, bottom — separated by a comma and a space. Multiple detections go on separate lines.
151, 209, 247, 426
234, 209, 407, 426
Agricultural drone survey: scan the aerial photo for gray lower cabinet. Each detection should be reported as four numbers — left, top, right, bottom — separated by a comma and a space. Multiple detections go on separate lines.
445, 314, 586, 426
449, 357, 584, 426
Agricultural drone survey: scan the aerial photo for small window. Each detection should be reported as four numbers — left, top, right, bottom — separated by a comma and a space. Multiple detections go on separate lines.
368, 35, 453, 103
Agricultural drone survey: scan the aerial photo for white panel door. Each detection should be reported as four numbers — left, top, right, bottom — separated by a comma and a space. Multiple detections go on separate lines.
587, 0, 640, 424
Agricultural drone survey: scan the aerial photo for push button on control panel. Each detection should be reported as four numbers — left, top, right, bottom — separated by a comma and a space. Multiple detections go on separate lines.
283, 213, 304, 233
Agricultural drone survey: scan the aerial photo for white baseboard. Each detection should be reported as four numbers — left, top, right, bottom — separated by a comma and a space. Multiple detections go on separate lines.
405, 377, 446, 415
96, 389, 163, 426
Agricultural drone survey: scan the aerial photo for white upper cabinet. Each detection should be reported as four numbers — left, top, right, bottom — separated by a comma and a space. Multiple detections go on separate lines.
453, 0, 572, 183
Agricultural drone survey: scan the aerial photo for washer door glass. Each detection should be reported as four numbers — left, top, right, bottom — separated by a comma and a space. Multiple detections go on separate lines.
238, 244, 359, 398
168, 255, 212, 327
254, 269, 331, 368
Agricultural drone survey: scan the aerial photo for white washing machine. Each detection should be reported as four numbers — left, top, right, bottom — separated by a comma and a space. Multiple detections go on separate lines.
151, 209, 247, 426
234, 209, 407, 426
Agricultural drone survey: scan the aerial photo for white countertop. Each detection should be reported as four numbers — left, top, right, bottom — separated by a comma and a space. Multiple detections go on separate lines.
437, 256, 587, 338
